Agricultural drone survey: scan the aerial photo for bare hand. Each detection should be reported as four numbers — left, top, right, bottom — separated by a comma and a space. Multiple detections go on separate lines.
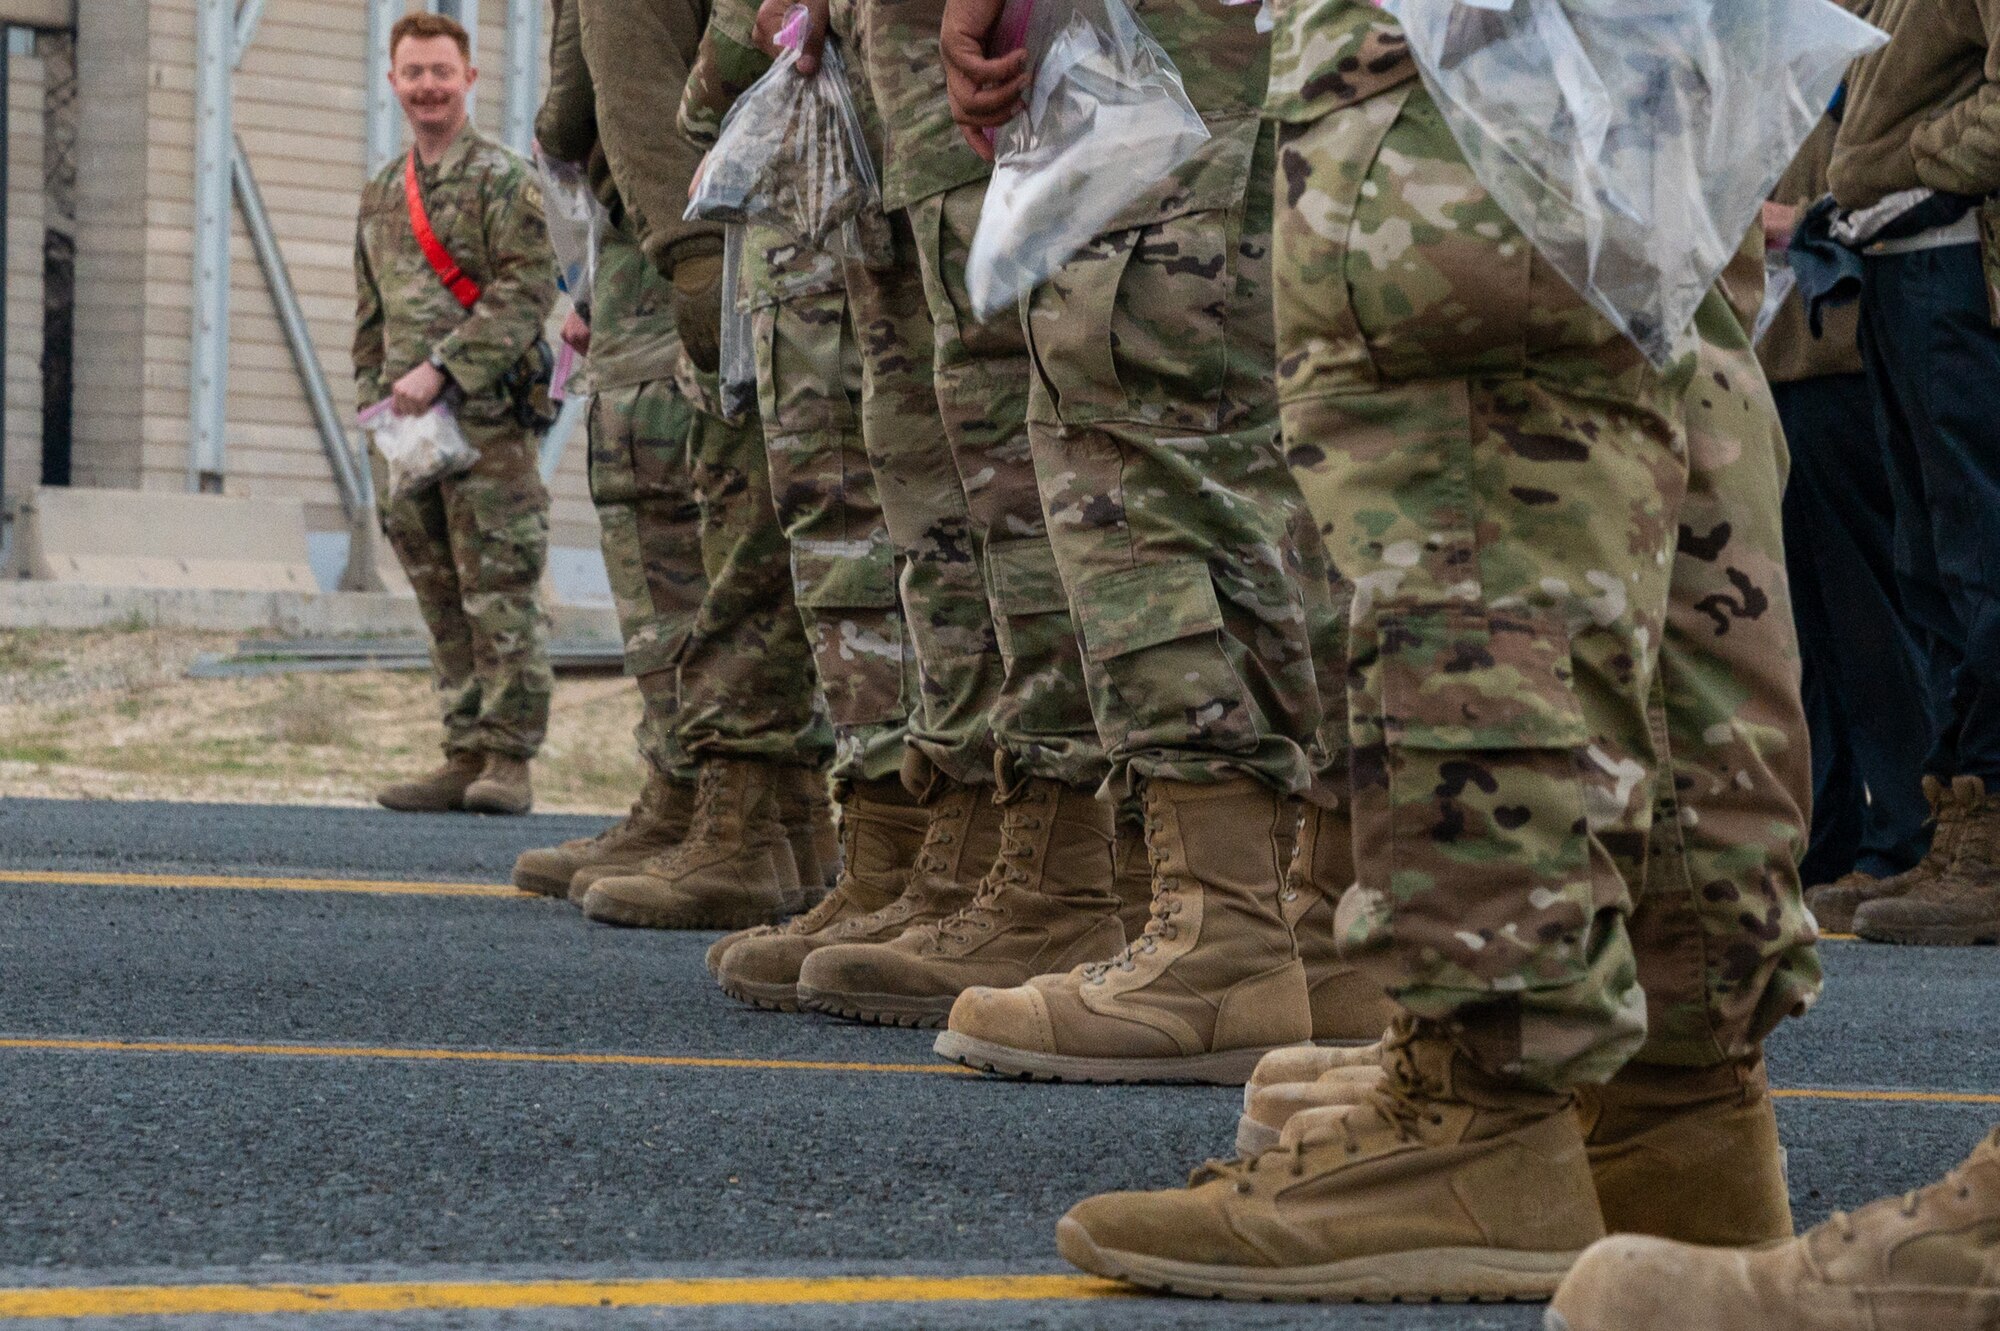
1762, 202, 1800, 253
755, 0, 830, 74
942, 0, 1027, 163
392, 362, 448, 417
562, 309, 591, 355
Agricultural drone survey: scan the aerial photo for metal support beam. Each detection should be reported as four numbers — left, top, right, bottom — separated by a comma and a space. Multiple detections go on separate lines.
232, 138, 366, 523
539, 397, 587, 485
501, 0, 542, 155
430, 0, 481, 119
187, 0, 234, 492
365, 0, 403, 175
231, 0, 271, 65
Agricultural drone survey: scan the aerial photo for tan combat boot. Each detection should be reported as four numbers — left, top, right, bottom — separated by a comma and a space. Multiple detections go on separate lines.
463, 754, 533, 816
1857, 778, 2000, 945
1287, 802, 1399, 1043
709, 776, 930, 1010
578, 758, 800, 929
375, 751, 485, 813
792, 769, 1007, 1023
512, 770, 694, 898
1807, 775, 1971, 931
779, 766, 841, 901
791, 767, 1124, 1029
1057, 1019, 1604, 1301
1573, 1055, 1793, 1246
1547, 1127, 2000, 1331
934, 777, 1313, 1084
1236, 1063, 1380, 1157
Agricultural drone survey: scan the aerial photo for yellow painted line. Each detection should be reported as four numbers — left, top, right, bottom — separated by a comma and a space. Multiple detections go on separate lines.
0, 869, 519, 898
1821, 932, 1859, 941
0, 1274, 1131, 1320
1775, 1087, 2000, 1107
0, 1036, 970, 1077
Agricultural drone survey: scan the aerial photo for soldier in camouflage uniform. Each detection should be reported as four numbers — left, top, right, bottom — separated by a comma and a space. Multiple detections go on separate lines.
1049, 0, 1821, 1301
935, 0, 1372, 1085
679, 0, 1146, 1021
532, 0, 836, 931
356, 14, 557, 818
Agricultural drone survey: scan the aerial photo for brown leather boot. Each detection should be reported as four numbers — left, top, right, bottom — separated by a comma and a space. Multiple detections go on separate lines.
1549, 1127, 2000, 1331
1857, 778, 2000, 945
793, 767, 1123, 1029
512, 770, 693, 898
779, 766, 841, 901
935, 777, 1312, 1085
463, 754, 533, 816
1573, 1055, 1793, 1247
790, 769, 1007, 1021
708, 776, 930, 1010
1057, 1019, 1604, 1301
1287, 802, 1398, 1044
1111, 812, 1154, 944
578, 759, 801, 929
1807, 775, 1970, 931
375, 751, 485, 813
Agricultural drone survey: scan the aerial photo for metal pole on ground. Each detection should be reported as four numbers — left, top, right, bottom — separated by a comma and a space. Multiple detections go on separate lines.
187, 0, 234, 493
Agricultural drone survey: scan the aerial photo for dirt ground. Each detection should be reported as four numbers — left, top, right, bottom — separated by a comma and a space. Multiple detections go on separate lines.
0, 628, 644, 813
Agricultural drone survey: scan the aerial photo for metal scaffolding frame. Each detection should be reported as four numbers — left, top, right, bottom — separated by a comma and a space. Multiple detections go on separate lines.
187, 0, 559, 521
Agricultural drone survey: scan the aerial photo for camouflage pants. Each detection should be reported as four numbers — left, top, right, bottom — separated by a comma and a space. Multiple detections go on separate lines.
589, 379, 705, 781
374, 420, 553, 761
1020, 119, 1320, 797
911, 184, 1105, 789
746, 225, 914, 784
671, 352, 832, 769
1274, 81, 1818, 1090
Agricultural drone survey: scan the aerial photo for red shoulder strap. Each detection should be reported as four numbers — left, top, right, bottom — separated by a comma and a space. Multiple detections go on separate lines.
404, 151, 482, 311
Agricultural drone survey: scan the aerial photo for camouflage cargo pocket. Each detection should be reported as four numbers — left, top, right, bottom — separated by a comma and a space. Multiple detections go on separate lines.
792, 534, 906, 727
1024, 116, 1261, 432
1073, 558, 1260, 756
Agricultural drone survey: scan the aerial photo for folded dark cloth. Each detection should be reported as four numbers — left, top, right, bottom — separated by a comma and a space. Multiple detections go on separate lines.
1789, 195, 1865, 338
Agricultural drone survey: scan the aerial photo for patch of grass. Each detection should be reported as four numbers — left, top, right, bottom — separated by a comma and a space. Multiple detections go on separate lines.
0, 743, 69, 765
259, 686, 355, 748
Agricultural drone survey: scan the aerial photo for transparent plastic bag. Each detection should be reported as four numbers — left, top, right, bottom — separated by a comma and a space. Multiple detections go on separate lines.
683, 7, 881, 252
964, 0, 1209, 321
534, 146, 607, 302
1752, 251, 1798, 346
1383, 0, 1887, 367
719, 224, 758, 420
359, 398, 478, 503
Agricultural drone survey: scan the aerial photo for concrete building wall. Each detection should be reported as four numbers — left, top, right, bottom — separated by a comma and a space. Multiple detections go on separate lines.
6, 46, 46, 508
65, 0, 602, 574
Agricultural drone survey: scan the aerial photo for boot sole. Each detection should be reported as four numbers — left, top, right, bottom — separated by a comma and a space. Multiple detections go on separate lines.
1054, 1218, 1576, 1303
1856, 919, 2000, 946
933, 1032, 1295, 1086
1234, 1115, 1280, 1158
797, 986, 953, 1030
717, 976, 801, 1013
581, 894, 785, 932
510, 870, 574, 899
463, 797, 531, 816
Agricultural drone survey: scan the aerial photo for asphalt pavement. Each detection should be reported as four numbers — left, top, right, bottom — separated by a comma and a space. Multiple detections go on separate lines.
0, 795, 1992, 1330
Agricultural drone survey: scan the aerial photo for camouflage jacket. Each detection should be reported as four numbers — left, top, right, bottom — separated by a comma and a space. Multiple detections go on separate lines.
537, 0, 681, 386
678, 0, 769, 150
855, 0, 988, 210
578, 0, 723, 277
353, 123, 558, 409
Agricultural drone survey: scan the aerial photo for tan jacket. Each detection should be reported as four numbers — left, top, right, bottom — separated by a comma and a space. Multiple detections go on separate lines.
1831, 0, 2000, 208
1764, 118, 1866, 384
576, 0, 722, 278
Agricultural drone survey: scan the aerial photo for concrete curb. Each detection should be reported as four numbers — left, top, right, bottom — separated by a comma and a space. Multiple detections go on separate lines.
0, 582, 620, 640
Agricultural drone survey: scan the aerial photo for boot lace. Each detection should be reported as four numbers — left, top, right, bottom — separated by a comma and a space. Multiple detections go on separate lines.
1082, 807, 1185, 981
932, 797, 1048, 947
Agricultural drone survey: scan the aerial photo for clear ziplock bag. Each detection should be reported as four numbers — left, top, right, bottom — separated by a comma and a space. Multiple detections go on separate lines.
719, 223, 758, 420
964, 0, 1208, 321
359, 398, 477, 503
1383, 0, 1886, 367
683, 7, 881, 252
534, 146, 607, 302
